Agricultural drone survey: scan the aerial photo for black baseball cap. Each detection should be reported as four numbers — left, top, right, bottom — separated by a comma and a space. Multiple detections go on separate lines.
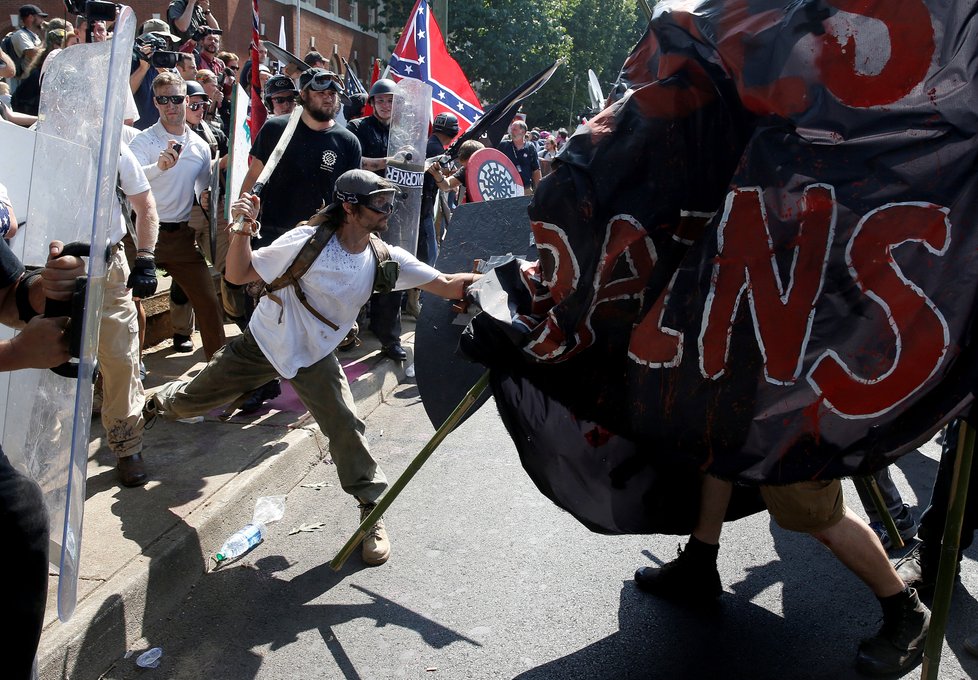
325, 169, 396, 214
20, 4, 48, 18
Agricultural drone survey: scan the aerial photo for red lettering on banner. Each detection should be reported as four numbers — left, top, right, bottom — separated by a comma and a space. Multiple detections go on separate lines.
818, 0, 934, 107
629, 274, 683, 369
698, 185, 836, 383
807, 203, 950, 418
574, 216, 657, 355
524, 217, 654, 361
524, 222, 580, 360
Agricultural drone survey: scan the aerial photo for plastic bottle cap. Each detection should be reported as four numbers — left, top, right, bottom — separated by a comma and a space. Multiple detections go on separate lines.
215, 553, 226, 562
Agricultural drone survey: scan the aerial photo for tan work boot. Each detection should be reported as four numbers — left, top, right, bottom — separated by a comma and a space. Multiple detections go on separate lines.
359, 500, 391, 566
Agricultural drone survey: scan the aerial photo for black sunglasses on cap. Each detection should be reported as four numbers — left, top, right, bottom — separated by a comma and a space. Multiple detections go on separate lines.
154, 95, 186, 105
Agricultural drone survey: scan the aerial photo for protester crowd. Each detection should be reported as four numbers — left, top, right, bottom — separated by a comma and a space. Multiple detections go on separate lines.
1, 2, 977, 679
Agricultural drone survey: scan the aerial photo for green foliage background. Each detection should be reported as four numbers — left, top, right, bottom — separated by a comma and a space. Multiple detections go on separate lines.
362, 0, 650, 130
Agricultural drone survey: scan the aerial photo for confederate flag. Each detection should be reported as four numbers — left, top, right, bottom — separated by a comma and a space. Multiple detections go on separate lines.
389, 0, 483, 134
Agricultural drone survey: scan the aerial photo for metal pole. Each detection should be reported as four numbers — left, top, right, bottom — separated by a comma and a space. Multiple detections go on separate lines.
569, 74, 577, 128
330, 371, 491, 571
921, 420, 975, 679
853, 476, 904, 550
295, 0, 301, 54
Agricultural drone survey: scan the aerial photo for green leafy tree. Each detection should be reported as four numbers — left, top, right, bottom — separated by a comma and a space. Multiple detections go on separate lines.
365, 0, 647, 130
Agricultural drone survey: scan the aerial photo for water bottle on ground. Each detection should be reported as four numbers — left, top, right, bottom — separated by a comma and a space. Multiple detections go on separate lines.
213, 495, 286, 566
215, 523, 266, 562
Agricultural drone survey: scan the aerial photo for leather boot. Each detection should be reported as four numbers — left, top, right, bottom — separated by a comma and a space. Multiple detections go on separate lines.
855, 588, 929, 676
358, 500, 391, 566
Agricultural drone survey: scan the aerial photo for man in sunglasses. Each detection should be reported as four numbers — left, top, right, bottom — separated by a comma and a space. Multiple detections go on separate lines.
262, 74, 297, 117
144, 169, 481, 567
241, 67, 360, 249
129, 71, 226, 365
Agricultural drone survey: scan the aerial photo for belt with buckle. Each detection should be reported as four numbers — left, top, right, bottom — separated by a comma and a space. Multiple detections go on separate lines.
159, 221, 188, 233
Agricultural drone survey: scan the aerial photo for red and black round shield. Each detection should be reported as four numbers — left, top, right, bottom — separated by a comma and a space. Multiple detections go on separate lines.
465, 148, 524, 202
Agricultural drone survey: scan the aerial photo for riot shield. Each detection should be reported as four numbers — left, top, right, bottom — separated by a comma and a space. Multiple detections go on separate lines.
0, 8, 135, 622
384, 78, 432, 254
465, 148, 524, 202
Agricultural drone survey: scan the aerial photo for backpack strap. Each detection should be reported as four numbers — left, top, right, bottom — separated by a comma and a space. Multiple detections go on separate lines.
367, 234, 398, 294
264, 219, 340, 329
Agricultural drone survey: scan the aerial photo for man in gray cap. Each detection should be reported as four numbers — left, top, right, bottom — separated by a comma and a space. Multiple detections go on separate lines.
144, 169, 481, 566
4, 4, 47, 94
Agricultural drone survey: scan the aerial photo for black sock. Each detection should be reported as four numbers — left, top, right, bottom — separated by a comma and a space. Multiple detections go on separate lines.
685, 536, 721, 563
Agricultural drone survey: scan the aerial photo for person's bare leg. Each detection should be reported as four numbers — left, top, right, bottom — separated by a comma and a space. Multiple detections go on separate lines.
692, 475, 732, 545
812, 507, 904, 597
813, 508, 928, 675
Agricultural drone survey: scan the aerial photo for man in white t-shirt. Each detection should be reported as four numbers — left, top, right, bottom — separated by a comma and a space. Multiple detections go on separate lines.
145, 169, 481, 566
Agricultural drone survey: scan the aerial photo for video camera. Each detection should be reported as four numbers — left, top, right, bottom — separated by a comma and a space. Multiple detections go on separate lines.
190, 25, 222, 42
133, 33, 181, 69
63, 0, 117, 21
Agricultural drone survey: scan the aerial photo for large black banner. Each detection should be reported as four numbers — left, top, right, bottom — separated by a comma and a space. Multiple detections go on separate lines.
461, 0, 978, 533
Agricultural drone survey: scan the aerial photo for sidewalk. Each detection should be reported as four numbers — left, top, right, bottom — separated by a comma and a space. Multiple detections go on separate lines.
36, 301, 417, 680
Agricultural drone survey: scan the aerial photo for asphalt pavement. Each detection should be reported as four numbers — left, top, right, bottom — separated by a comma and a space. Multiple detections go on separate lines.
65, 382, 978, 680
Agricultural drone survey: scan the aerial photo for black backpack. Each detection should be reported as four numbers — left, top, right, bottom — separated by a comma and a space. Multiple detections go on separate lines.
1, 32, 24, 78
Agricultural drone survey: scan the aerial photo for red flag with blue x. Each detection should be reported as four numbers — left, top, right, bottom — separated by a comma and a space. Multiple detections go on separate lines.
389, 0, 483, 134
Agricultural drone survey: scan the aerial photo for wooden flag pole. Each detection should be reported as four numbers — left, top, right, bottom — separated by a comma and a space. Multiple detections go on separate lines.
330, 371, 491, 571
921, 420, 975, 679
854, 476, 904, 550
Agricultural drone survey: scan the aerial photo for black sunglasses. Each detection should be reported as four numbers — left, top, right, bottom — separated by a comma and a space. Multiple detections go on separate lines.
154, 95, 186, 105
270, 96, 294, 104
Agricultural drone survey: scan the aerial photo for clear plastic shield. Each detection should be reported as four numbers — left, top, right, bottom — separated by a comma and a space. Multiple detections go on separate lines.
0, 7, 135, 622
384, 78, 432, 254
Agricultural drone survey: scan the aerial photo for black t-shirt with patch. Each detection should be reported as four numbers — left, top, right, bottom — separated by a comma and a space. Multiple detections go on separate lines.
347, 115, 389, 161
250, 116, 361, 243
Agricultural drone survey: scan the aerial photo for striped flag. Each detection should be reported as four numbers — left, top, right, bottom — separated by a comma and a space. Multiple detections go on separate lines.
389, 0, 483, 134
249, 0, 266, 137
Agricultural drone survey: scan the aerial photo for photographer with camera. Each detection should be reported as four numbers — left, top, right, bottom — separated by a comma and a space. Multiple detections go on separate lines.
129, 19, 181, 131
167, 0, 219, 47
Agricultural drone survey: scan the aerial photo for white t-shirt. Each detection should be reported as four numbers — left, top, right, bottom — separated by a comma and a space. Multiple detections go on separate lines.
128, 121, 210, 221
250, 225, 439, 378
110, 143, 151, 245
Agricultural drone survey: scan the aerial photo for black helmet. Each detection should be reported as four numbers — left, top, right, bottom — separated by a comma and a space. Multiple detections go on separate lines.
368, 78, 397, 101
432, 112, 459, 136
263, 75, 297, 110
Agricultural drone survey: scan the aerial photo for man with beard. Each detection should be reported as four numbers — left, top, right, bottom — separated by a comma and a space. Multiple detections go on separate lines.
240, 68, 360, 248
194, 27, 224, 75
347, 79, 406, 361
144, 170, 481, 566
236, 67, 360, 411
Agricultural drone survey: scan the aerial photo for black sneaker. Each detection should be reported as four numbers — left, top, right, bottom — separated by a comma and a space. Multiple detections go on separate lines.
634, 543, 722, 606
869, 504, 918, 550
172, 334, 194, 352
855, 589, 929, 676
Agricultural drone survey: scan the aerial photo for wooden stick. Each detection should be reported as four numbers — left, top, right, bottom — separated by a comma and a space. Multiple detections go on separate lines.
854, 476, 904, 550
330, 371, 491, 571
921, 420, 975, 679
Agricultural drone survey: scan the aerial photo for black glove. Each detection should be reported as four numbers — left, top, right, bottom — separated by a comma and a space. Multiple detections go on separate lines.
127, 256, 158, 299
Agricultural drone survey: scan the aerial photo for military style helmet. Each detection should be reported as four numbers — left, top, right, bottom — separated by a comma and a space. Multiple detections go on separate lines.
368, 78, 397, 102
432, 112, 460, 137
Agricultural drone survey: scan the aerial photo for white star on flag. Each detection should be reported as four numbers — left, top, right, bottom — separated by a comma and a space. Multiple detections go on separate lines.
419, 55, 426, 64
457, 102, 464, 110
404, 64, 413, 74
438, 91, 446, 99
418, 30, 425, 39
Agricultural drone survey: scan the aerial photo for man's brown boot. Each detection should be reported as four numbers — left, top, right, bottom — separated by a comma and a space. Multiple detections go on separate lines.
359, 500, 391, 566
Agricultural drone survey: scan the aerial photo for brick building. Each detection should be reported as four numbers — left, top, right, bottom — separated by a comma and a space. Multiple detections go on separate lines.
0, 0, 388, 79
